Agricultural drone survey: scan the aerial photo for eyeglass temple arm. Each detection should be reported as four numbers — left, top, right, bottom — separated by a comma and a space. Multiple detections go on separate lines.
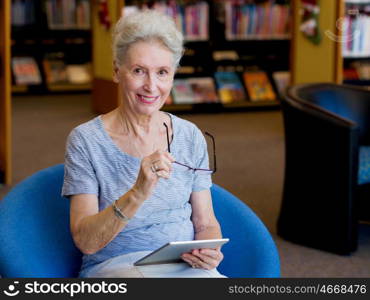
164, 123, 217, 174
163, 122, 171, 152
205, 131, 217, 173
173, 161, 192, 170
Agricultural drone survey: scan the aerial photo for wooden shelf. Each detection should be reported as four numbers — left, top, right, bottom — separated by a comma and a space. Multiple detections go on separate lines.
0, 0, 11, 185
47, 83, 91, 92
224, 100, 280, 110
226, 35, 291, 41
11, 85, 28, 93
343, 79, 370, 86
343, 54, 370, 59
162, 104, 193, 112
163, 100, 280, 114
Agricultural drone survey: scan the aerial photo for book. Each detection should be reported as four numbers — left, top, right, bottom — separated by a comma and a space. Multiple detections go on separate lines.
65, 64, 91, 84
224, 0, 291, 40
243, 71, 276, 102
353, 62, 370, 80
272, 71, 290, 98
212, 50, 239, 62
172, 79, 196, 104
187, 77, 218, 103
11, 0, 36, 26
126, 1, 209, 41
176, 66, 196, 74
214, 71, 246, 103
172, 77, 218, 104
343, 68, 359, 80
342, 13, 370, 57
45, 0, 90, 30
11, 57, 42, 85
43, 55, 68, 85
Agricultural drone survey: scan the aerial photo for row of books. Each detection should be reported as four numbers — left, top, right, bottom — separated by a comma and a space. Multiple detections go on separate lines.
167, 70, 290, 105
224, 0, 291, 40
124, 1, 209, 41
11, 55, 92, 89
346, 0, 370, 3
342, 14, 370, 58
45, 0, 90, 30
11, 0, 36, 26
343, 61, 370, 80
11, 0, 90, 30
11, 55, 289, 101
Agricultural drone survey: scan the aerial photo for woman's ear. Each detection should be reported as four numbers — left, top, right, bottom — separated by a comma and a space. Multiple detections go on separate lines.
113, 60, 120, 83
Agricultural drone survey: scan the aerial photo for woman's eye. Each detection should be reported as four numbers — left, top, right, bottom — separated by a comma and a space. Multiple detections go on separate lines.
158, 69, 168, 76
133, 68, 144, 75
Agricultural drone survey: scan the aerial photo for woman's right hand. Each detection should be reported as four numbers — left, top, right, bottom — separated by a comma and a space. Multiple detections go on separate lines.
132, 150, 175, 201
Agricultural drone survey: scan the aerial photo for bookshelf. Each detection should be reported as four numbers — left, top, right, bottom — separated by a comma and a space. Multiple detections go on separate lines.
342, 0, 370, 88
91, 0, 291, 114
11, 0, 92, 94
0, 0, 11, 185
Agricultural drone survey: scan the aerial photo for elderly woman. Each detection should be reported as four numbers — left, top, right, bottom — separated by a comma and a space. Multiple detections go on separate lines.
62, 10, 225, 278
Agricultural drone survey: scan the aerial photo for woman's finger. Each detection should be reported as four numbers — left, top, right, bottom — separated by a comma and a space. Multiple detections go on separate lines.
149, 151, 173, 170
152, 159, 172, 173
191, 250, 219, 268
155, 170, 170, 179
191, 255, 213, 270
198, 248, 223, 261
181, 256, 194, 267
183, 252, 217, 270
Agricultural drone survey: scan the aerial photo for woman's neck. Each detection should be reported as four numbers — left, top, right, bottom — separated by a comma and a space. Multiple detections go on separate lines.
116, 108, 162, 138
101, 108, 170, 159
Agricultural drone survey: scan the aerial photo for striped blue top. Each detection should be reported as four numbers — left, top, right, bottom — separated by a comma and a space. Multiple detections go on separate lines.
62, 113, 212, 273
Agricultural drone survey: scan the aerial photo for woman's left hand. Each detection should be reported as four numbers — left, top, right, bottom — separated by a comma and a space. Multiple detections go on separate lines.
181, 247, 224, 270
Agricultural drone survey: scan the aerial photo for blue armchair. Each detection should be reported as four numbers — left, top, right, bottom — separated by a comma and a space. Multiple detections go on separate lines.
0, 164, 280, 278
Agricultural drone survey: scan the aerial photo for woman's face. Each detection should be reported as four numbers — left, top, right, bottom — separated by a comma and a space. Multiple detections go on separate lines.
114, 40, 175, 116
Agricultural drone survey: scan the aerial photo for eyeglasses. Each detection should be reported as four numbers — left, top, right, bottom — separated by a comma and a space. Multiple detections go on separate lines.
163, 123, 217, 175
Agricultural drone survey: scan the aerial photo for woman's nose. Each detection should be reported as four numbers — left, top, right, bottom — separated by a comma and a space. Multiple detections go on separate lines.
143, 74, 157, 92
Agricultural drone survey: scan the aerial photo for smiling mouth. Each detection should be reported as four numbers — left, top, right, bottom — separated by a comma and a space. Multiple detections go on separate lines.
137, 94, 159, 104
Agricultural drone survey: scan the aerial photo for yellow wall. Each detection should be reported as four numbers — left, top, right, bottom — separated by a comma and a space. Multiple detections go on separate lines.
291, 0, 342, 84
92, 1, 123, 80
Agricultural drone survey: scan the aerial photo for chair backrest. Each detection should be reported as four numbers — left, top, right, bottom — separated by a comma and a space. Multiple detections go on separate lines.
0, 165, 82, 278
288, 83, 370, 144
0, 165, 280, 278
211, 185, 280, 277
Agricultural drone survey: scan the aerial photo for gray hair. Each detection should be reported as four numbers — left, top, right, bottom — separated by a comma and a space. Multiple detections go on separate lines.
113, 10, 184, 68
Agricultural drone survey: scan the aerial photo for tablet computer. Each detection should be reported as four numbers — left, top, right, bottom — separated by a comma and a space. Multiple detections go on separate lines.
134, 238, 229, 266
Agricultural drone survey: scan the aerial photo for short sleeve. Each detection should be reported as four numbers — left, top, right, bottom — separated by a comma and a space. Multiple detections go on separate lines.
192, 127, 212, 192
62, 129, 99, 197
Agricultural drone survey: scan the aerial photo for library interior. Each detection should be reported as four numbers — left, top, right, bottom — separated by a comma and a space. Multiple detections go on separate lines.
0, 0, 370, 278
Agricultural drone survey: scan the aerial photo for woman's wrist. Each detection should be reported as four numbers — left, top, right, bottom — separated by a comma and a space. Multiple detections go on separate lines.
114, 188, 146, 221
130, 185, 149, 204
